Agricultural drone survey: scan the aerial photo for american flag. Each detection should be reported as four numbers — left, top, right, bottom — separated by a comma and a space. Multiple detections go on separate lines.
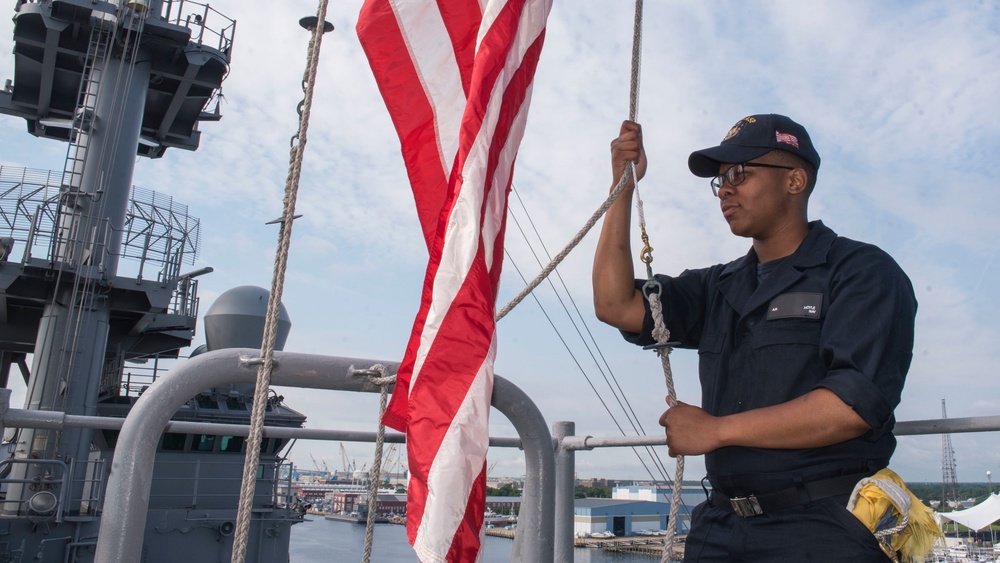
357, 0, 552, 561
775, 130, 800, 149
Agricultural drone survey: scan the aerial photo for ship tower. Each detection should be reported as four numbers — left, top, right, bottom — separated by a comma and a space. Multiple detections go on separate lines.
0, 0, 231, 517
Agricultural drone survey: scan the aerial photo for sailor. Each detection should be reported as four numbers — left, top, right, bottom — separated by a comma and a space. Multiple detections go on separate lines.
593, 114, 916, 562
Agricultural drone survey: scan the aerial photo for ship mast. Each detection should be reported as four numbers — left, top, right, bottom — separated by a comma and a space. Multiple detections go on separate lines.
0, 0, 233, 515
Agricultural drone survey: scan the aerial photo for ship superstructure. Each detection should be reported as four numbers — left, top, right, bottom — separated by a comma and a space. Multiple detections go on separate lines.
0, 1, 306, 561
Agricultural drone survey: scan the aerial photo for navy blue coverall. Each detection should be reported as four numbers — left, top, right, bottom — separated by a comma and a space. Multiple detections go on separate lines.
625, 221, 917, 562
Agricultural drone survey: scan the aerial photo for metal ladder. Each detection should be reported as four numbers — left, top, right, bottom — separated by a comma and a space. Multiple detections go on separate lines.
52, 19, 112, 265
61, 18, 112, 190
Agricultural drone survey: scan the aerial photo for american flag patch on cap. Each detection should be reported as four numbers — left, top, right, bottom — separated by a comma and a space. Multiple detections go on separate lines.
775, 130, 800, 149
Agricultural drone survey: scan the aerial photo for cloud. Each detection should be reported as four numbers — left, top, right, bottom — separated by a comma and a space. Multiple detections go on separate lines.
1, 0, 998, 484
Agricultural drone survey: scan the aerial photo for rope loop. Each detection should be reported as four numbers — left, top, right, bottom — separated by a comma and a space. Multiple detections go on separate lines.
642, 278, 662, 299
356, 364, 396, 387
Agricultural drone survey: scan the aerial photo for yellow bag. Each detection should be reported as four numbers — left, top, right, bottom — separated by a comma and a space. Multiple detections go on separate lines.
847, 468, 942, 563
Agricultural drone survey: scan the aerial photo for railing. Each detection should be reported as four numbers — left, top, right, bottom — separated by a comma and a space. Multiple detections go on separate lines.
0, 458, 70, 521
159, 0, 236, 55
0, 166, 60, 263
148, 459, 285, 509
0, 457, 106, 520
1, 355, 998, 563
0, 166, 201, 281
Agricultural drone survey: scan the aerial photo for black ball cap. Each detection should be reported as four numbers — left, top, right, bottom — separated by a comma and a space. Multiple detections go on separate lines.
688, 114, 821, 177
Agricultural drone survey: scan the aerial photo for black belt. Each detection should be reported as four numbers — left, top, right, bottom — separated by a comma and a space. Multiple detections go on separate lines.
710, 472, 867, 518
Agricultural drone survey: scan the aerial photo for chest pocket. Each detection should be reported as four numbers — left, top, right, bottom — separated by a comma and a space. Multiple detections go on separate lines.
748, 319, 823, 408
697, 332, 726, 410
753, 320, 822, 348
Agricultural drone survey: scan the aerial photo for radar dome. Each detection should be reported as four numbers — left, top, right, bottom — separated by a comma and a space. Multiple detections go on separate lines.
204, 286, 291, 351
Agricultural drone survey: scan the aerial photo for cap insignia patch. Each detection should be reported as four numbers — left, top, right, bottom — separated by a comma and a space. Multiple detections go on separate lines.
723, 116, 755, 142
775, 130, 800, 149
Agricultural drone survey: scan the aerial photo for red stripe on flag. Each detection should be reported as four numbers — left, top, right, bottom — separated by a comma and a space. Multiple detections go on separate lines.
437, 0, 481, 97
356, 0, 445, 247
357, 0, 483, 248
445, 464, 487, 563
358, 0, 552, 560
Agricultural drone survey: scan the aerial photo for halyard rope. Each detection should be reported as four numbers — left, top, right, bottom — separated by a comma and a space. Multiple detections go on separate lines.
496, 0, 643, 322
648, 293, 682, 561
492, 1, 684, 559
361, 365, 396, 563
230, 1, 329, 561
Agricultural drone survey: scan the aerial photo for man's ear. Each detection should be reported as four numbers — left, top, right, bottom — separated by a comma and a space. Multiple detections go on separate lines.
787, 168, 808, 195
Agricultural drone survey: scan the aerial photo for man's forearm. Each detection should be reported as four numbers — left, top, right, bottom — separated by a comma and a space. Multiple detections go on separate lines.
661, 389, 872, 456
717, 389, 871, 449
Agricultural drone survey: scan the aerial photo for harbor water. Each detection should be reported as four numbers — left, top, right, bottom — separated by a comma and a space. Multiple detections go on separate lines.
290, 517, 658, 562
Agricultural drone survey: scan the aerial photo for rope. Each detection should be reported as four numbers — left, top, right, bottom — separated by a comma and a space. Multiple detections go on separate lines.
496, 0, 644, 321
360, 365, 396, 563
496, 0, 682, 558
230, 1, 329, 561
623, 0, 685, 558
648, 292, 682, 562
497, 168, 631, 321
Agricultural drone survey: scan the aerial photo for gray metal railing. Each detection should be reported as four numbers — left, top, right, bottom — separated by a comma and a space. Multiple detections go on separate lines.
73, 349, 554, 563
1, 357, 999, 562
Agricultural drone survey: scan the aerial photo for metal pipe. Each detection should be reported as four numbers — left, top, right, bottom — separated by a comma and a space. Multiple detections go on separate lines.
1, 408, 524, 448
552, 421, 575, 563
561, 434, 667, 451
494, 369, 555, 563
91, 349, 554, 563
894, 415, 1000, 436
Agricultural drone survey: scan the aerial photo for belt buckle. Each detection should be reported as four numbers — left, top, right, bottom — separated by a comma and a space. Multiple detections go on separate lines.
730, 495, 763, 518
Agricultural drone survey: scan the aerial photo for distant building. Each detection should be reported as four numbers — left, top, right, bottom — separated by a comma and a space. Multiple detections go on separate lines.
574, 499, 690, 537
601, 485, 708, 535
357, 494, 407, 516
485, 496, 521, 516
578, 478, 618, 488
330, 492, 362, 514
333, 493, 407, 517
613, 484, 706, 505
487, 476, 525, 489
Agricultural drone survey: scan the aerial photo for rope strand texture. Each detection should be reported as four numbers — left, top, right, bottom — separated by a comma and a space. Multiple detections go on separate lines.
649, 293, 682, 562
495, 0, 684, 557
362, 365, 396, 563
230, 1, 329, 561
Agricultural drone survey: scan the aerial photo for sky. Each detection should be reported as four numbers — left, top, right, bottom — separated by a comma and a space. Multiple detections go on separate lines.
1, 1, 999, 487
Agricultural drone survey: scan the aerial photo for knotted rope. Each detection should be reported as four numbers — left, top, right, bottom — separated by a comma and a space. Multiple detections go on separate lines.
358, 364, 396, 563
230, 1, 329, 561
647, 292, 682, 561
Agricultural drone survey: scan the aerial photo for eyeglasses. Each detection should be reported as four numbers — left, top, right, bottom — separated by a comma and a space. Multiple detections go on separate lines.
710, 162, 796, 196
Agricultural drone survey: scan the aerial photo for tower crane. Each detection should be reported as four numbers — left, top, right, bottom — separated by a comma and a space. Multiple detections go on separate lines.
339, 442, 351, 476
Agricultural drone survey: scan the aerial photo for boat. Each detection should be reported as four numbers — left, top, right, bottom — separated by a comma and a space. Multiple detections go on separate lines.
484, 508, 517, 527
325, 511, 387, 524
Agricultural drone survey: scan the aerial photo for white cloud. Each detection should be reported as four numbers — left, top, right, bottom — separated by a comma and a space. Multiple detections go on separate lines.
1, 0, 998, 485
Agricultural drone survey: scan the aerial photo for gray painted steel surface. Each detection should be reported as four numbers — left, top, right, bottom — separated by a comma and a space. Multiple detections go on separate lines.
91, 349, 555, 563
553, 421, 575, 563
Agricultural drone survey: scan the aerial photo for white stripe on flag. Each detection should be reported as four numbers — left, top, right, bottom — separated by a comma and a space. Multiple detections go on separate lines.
413, 333, 495, 562
390, 0, 466, 179
359, 0, 552, 560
